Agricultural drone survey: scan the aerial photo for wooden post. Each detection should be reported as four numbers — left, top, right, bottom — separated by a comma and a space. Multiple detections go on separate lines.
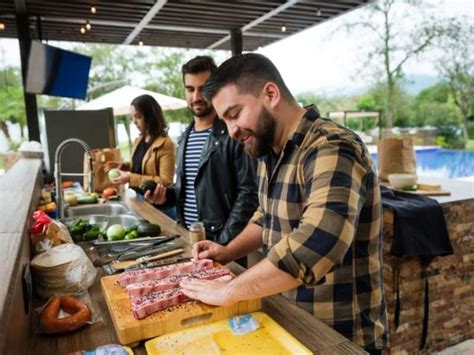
15, 0, 40, 141
230, 28, 242, 56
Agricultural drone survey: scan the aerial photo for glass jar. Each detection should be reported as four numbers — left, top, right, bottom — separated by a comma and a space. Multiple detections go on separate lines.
189, 221, 206, 245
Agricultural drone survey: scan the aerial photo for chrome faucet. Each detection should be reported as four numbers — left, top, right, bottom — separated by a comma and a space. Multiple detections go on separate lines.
54, 138, 94, 219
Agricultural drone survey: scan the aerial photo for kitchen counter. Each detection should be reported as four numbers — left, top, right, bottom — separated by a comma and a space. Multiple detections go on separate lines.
382, 177, 474, 353
0, 158, 365, 354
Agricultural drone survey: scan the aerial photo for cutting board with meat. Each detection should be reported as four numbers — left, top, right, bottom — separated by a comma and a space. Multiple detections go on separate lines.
101, 259, 262, 345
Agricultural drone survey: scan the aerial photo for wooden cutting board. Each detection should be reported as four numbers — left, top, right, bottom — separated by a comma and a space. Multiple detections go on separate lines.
101, 267, 262, 345
382, 182, 451, 196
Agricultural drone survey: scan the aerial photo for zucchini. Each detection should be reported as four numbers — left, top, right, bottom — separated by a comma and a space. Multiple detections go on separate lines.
77, 194, 98, 204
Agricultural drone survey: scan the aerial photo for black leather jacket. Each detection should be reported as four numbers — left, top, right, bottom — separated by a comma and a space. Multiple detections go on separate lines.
166, 117, 258, 245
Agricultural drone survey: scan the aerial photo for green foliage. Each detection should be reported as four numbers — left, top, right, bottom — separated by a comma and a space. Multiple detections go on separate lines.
467, 122, 474, 139
146, 49, 186, 100
411, 83, 463, 127
164, 108, 193, 124
0, 66, 27, 138
344, 0, 443, 127
436, 125, 466, 149
466, 139, 474, 151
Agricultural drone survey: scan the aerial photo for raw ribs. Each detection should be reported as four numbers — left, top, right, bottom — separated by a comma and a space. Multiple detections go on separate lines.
125, 267, 230, 297
117, 258, 213, 287
116, 259, 232, 319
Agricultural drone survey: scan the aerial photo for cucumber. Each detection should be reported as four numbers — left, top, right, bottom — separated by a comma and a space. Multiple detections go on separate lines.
77, 194, 98, 204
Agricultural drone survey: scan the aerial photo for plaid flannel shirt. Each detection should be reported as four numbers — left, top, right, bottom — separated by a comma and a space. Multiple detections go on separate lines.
250, 105, 387, 350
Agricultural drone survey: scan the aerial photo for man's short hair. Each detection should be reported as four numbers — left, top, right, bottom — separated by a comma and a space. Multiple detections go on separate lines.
181, 56, 217, 77
203, 53, 293, 102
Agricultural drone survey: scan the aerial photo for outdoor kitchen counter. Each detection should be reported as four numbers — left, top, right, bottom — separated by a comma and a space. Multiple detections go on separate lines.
4, 159, 471, 354
21, 183, 366, 354
382, 177, 474, 353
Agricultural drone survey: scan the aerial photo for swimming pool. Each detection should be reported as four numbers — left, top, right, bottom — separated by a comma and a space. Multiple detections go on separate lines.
371, 149, 474, 179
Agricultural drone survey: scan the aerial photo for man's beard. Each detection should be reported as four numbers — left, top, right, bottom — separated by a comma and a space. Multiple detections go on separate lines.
189, 100, 214, 118
238, 106, 276, 158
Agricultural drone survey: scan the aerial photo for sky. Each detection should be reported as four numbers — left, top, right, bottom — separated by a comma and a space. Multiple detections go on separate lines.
256, 0, 473, 94
0, 0, 473, 97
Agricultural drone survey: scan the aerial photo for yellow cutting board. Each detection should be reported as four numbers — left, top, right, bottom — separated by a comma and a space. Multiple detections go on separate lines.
101, 269, 261, 345
145, 312, 312, 354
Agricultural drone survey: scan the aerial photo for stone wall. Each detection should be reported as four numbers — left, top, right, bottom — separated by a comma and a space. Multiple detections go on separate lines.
383, 199, 474, 354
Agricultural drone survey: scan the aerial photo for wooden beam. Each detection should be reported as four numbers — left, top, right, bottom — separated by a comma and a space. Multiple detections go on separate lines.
123, 0, 167, 45
208, 0, 300, 49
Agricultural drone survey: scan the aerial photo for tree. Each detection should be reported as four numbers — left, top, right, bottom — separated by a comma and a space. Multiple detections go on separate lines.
412, 83, 461, 127
0, 66, 26, 140
345, 0, 443, 128
435, 19, 474, 141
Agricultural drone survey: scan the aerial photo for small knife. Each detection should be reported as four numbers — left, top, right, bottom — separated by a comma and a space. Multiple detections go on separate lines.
124, 256, 192, 271
118, 242, 183, 261
117, 235, 178, 260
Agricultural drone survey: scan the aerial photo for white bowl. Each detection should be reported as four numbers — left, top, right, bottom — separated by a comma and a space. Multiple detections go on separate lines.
388, 173, 418, 189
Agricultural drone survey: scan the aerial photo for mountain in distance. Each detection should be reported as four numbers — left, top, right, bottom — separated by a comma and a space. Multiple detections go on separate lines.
298, 74, 440, 97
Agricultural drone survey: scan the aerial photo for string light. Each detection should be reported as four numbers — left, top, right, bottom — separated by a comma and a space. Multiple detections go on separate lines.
0, 23, 5, 31
91, 6, 96, 14
138, 40, 144, 46
80, 27, 86, 34
316, 8, 322, 17
86, 21, 91, 31
281, 25, 286, 32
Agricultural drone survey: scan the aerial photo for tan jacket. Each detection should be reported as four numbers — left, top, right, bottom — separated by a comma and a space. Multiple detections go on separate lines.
122, 135, 175, 188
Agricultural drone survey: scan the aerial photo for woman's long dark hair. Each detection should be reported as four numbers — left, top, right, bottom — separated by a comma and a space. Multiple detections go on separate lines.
131, 94, 168, 141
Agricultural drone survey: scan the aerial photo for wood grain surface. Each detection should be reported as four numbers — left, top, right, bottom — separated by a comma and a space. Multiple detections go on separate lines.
102, 269, 261, 345
0, 158, 42, 355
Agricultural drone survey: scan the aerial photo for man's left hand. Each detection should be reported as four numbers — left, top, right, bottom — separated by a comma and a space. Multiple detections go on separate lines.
180, 276, 235, 306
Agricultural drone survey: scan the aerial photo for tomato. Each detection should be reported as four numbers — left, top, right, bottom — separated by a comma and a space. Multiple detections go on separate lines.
102, 187, 118, 199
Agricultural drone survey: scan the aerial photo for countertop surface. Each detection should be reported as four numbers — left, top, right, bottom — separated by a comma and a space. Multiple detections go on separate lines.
27, 188, 365, 354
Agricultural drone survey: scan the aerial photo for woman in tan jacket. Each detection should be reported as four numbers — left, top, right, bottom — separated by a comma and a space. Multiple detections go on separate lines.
104, 94, 175, 190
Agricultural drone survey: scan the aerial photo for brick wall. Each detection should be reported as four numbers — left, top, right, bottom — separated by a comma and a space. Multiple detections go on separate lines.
382, 199, 474, 354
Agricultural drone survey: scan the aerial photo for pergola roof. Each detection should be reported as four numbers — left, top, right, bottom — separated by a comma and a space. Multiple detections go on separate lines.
1, 0, 370, 51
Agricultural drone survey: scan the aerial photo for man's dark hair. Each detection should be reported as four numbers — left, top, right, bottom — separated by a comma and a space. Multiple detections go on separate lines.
181, 56, 217, 77
130, 94, 168, 140
203, 53, 293, 102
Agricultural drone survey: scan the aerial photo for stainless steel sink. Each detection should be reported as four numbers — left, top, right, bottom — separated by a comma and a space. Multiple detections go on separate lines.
107, 214, 140, 228
65, 203, 132, 217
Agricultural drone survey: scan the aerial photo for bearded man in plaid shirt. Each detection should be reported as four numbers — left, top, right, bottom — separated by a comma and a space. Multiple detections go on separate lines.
175, 53, 387, 353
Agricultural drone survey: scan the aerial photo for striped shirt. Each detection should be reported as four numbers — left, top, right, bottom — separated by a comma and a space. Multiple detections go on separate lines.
250, 106, 387, 351
183, 127, 211, 228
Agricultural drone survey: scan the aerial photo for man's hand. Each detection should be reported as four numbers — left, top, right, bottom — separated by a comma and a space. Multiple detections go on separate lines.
104, 161, 121, 173
181, 276, 236, 306
110, 170, 130, 185
144, 183, 167, 205
193, 240, 233, 264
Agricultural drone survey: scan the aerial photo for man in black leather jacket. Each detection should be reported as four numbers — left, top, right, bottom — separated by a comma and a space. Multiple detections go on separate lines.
146, 56, 258, 246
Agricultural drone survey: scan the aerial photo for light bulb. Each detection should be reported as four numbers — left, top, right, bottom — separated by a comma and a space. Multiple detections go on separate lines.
281, 25, 286, 32
86, 22, 91, 30
0, 23, 5, 31
91, 6, 96, 14
80, 27, 86, 34
138, 40, 144, 46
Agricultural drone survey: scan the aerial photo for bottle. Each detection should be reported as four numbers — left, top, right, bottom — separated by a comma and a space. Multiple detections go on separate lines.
189, 221, 206, 245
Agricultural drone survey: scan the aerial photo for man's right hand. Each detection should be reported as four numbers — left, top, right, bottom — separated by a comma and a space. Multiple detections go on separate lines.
144, 183, 167, 205
193, 240, 233, 264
